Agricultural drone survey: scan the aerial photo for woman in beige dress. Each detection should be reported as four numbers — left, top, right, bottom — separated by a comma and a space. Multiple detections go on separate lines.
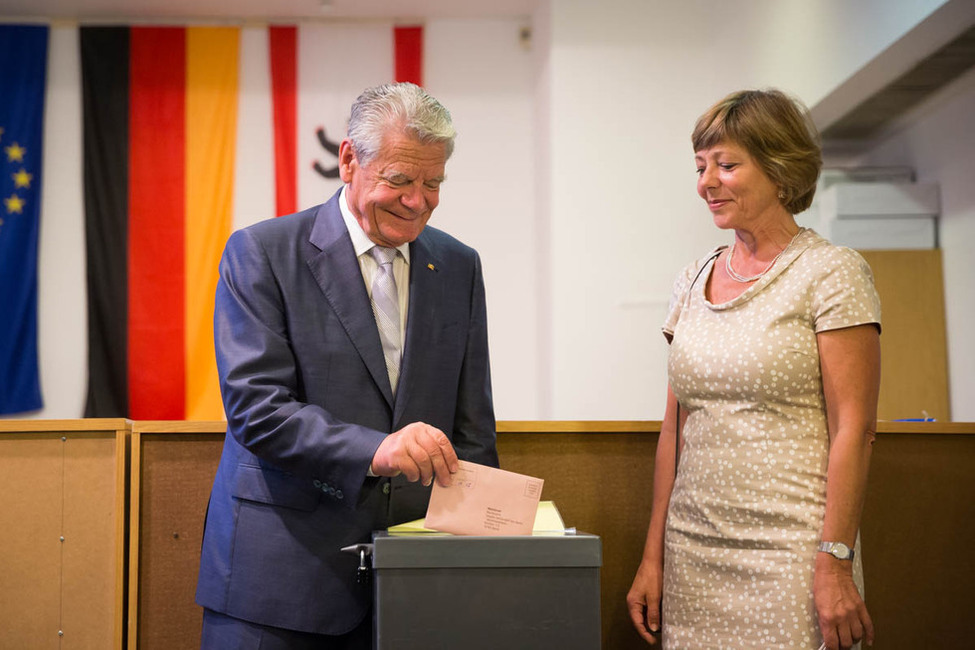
627, 89, 880, 650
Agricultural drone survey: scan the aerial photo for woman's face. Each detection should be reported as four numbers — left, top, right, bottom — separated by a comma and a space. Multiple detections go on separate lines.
695, 140, 783, 230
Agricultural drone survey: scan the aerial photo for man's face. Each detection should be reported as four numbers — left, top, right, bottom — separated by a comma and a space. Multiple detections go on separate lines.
339, 130, 448, 248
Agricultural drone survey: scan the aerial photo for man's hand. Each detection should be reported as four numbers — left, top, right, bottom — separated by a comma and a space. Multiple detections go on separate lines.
371, 422, 459, 487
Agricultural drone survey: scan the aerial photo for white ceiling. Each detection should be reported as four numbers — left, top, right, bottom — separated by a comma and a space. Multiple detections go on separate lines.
0, 0, 540, 22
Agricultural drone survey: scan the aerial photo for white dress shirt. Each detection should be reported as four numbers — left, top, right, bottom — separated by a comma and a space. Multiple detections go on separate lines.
338, 185, 410, 351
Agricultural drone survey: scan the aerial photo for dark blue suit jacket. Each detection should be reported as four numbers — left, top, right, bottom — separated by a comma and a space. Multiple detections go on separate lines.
196, 190, 498, 634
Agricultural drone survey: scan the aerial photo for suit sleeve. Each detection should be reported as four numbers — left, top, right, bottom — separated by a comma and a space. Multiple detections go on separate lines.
214, 227, 385, 507
450, 251, 500, 467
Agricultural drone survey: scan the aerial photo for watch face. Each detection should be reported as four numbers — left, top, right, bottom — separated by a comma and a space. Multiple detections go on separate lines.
821, 542, 852, 560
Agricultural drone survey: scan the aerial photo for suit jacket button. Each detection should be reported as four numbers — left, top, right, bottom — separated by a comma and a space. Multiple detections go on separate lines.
313, 480, 322, 488
382, 483, 390, 495
336, 490, 344, 499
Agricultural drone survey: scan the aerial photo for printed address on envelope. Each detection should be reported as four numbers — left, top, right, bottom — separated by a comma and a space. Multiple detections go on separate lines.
424, 460, 544, 536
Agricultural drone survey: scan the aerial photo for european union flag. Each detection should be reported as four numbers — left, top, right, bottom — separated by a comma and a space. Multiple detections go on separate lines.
0, 25, 48, 414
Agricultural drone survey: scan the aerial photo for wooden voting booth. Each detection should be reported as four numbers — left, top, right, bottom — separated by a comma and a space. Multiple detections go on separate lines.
2, 419, 974, 649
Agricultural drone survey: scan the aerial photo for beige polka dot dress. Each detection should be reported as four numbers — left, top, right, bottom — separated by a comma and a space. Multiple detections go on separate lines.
661, 229, 881, 649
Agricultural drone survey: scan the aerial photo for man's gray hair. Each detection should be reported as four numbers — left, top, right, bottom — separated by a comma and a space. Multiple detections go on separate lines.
347, 82, 456, 165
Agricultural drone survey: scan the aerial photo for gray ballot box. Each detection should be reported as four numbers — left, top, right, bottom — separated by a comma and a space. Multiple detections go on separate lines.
370, 531, 602, 650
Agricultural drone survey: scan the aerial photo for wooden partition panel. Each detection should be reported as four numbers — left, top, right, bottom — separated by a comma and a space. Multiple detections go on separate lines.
496, 421, 975, 650
860, 424, 975, 650
118, 420, 973, 650
124, 421, 657, 648
496, 422, 657, 650
128, 421, 226, 650
0, 419, 127, 650
860, 249, 950, 421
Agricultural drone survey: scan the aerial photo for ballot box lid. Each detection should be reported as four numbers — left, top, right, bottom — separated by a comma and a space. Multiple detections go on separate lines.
370, 532, 601, 569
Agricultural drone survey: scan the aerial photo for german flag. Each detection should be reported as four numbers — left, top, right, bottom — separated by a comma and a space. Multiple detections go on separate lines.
81, 26, 238, 420
80, 23, 423, 420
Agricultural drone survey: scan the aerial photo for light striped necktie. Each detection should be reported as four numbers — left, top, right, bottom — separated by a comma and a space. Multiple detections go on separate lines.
368, 246, 402, 394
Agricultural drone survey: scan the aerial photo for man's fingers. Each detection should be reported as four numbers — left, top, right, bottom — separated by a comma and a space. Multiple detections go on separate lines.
437, 433, 459, 472
407, 439, 436, 486
417, 432, 455, 486
374, 423, 458, 486
397, 451, 421, 483
408, 426, 456, 486
372, 434, 420, 481
429, 452, 454, 487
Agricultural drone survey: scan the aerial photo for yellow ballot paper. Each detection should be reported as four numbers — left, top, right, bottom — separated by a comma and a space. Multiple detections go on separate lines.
424, 460, 544, 536
531, 500, 567, 533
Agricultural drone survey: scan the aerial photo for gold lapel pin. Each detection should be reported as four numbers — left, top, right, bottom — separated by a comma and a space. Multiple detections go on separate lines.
427, 263, 436, 272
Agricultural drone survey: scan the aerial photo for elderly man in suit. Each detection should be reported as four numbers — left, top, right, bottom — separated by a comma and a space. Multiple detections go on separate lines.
196, 82, 499, 649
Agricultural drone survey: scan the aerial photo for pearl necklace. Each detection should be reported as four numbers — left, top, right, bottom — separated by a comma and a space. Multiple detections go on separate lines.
725, 228, 805, 283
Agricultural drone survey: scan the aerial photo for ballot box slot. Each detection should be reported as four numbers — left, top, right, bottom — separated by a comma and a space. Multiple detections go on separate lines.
369, 532, 601, 569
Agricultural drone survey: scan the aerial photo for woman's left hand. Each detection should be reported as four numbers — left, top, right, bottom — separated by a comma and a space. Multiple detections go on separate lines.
813, 553, 874, 649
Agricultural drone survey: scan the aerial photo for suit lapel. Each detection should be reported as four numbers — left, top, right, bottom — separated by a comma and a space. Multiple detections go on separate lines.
305, 197, 395, 407
394, 235, 444, 424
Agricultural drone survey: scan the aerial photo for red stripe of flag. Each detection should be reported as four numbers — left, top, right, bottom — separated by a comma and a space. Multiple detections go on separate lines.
394, 26, 423, 86
128, 27, 186, 418
270, 26, 297, 217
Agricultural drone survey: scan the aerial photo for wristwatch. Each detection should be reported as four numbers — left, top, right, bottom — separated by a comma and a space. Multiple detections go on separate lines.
818, 541, 854, 560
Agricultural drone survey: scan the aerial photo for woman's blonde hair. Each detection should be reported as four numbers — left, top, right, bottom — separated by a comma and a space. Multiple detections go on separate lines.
692, 89, 822, 214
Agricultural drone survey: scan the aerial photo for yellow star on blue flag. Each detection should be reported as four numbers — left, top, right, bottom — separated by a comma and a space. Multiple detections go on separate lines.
4, 141, 26, 162
4, 193, 26, 214
13, 168, 32, 189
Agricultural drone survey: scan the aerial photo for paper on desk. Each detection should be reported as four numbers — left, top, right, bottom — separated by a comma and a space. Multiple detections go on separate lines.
532, 500, 566, 533
424, 460, 544, 536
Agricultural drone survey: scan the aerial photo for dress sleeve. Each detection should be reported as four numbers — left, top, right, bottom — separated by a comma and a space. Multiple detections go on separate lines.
812, 246, 882, 333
